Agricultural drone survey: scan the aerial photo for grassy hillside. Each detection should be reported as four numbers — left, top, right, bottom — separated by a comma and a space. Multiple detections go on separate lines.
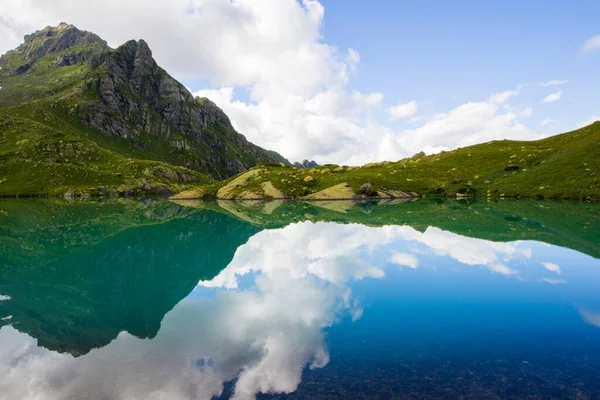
173, 121, 600, 200
0, 111, 213, 197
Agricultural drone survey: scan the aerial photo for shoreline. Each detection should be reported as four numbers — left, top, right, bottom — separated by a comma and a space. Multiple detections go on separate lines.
1, 193, 599, 202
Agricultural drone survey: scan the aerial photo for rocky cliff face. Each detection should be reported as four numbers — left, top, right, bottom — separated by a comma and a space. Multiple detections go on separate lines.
0, 23, 288, 180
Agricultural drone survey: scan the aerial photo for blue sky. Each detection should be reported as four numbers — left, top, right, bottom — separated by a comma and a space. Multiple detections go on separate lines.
1, 0, 599, 163
319, 0, 600, 134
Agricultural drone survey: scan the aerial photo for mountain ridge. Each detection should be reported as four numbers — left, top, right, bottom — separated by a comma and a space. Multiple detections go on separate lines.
0, 23, 289, 196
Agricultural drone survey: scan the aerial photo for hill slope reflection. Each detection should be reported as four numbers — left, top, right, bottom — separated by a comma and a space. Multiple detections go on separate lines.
0, 199, 260, 355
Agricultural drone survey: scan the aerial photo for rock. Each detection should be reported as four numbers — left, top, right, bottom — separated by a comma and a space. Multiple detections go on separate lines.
63, 188, 75, 200
293, 160, 319, 169
303, 176, 314, 183
138, 180, 152, 191
359, 183, 374, 196
75, 37, 288, 179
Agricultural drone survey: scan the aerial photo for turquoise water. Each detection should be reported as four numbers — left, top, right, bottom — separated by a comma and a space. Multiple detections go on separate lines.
0, 199, 599, 399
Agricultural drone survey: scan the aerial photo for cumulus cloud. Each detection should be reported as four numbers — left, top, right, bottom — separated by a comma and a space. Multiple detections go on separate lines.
541, 80, 567, 87
542, 91, 563, 103
388, 252, 419, 269
395, 102, 538, 156
581, 34, 600, 54
0, 0, 543, 165
386, 101, 418, 120
541, 262, 561, 274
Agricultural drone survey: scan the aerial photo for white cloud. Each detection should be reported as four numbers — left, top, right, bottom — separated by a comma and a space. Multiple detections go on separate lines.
388, 252, 419, 269
541, 91, 562, 103
581, 34, 600, 54
396, 102, 538, 156
541, 80, 567, 87
541, 262, 561, 274
386, 101, 418, 120
488, 89, 519, 104
540, 278, 566, 285
540, 118, 555, 127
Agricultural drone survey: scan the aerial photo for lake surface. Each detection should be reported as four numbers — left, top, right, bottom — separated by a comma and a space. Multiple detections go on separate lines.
1, 198, 600, 399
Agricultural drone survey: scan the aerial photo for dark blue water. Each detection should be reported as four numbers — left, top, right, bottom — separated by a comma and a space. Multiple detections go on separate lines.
1, 199, 599, 399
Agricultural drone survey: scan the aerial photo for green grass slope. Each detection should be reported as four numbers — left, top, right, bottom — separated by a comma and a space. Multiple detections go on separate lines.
0, 102, 213, 197
179, 121, 600, 200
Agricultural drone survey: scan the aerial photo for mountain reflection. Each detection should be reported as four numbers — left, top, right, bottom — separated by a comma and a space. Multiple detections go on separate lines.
0, 199, 260, 355
1, 199, 600, 399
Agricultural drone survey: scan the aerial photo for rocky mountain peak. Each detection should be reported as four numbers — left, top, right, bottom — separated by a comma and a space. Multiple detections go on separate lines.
19, 22, 107, 60
293, 160, 319, 169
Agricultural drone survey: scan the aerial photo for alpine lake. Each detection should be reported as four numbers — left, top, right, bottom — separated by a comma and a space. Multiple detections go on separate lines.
1, 197, 599, 400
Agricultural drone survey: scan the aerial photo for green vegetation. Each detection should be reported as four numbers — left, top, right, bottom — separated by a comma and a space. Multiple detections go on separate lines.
0, 112, 213, 196
177, 122, 600, 200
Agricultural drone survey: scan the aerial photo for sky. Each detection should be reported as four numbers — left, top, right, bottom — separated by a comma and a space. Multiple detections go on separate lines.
1, 0, 599, 164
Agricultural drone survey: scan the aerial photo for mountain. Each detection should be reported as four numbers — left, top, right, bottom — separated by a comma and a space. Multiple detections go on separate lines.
0, 23, 288, 196
173, 121, 600, 200
292, 159, 319, 169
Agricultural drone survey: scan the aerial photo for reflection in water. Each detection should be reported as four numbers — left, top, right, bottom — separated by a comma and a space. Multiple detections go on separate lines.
580, 309, 600, 328
0, 200, 260, 355
1, 199, 600, 399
